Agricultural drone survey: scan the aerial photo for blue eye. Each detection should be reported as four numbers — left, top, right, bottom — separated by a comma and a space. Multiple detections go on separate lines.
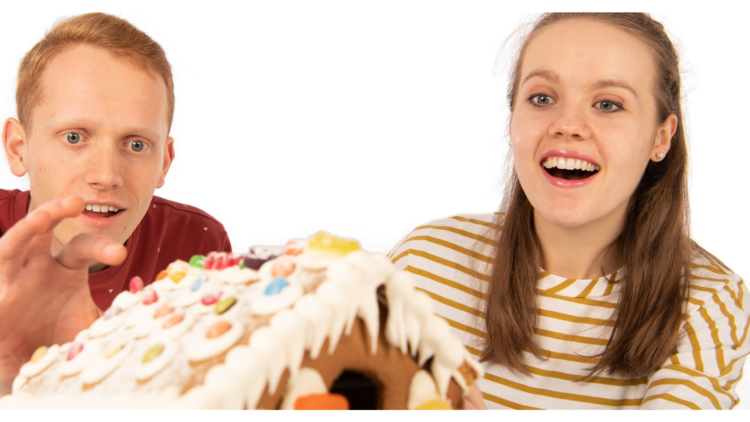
595, 101, 622, 113
66, 133, 81, 144
130, 140, 146, 152
528, 94, 555, 108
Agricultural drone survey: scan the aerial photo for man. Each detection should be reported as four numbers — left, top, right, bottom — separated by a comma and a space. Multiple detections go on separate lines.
0, 13, 231, 394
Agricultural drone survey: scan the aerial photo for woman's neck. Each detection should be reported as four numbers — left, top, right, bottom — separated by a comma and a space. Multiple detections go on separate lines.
534, 208, 626, 280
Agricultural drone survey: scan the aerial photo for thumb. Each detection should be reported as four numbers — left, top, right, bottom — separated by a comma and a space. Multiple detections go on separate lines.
55, 233, 127, 270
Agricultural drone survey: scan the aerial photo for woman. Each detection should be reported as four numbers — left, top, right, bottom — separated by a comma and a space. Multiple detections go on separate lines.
389, 13, 749, 409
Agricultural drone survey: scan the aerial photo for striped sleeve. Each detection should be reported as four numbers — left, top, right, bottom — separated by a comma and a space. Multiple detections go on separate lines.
640, 263, 750, 409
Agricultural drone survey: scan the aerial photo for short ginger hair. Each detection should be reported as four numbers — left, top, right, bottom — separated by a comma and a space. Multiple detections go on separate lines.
16, 12, 175, 132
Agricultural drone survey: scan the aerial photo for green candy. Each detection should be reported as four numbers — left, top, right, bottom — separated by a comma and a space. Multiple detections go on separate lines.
214, 296, 237, 315
142, 344, 164, 364
189, 255, 206, 268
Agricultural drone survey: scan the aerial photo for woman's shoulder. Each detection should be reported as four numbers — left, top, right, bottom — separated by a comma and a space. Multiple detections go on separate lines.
686, 244, 747, 313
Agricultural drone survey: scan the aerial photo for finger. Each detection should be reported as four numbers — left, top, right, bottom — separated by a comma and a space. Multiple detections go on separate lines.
55, 233, 127, 271
0, 207, 53, 269
35, 196, 86, 234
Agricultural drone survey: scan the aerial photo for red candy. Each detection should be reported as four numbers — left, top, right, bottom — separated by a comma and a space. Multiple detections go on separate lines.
143, 289, 158, 305
129, 276, 144, 293
294, 393, 349, 410
66, 343, 84, 361
201, 291, 222, 306
204, 252, 242, 271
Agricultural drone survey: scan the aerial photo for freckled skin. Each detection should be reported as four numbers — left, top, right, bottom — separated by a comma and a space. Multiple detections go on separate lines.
509, 20, 676, 278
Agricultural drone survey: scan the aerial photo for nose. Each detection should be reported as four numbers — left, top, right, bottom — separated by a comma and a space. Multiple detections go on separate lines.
548, 102, 592, 140
83, 140, 124, 190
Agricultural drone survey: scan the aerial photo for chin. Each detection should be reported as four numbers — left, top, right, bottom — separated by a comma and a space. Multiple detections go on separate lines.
534, 207, 595, 230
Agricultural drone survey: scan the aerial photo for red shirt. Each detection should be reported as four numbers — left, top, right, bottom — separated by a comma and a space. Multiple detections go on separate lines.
0, 190, 232, 310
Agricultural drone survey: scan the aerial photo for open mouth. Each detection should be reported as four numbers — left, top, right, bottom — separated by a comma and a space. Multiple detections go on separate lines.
84, 204, 123, 218
541, 156, 599, 181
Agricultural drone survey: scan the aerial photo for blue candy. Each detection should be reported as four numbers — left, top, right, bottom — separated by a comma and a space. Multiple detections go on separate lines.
265, 277, 289, 296
191, 275, 207, 292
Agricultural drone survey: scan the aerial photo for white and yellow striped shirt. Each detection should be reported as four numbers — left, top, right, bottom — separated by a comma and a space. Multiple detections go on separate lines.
388, 213, 750, 409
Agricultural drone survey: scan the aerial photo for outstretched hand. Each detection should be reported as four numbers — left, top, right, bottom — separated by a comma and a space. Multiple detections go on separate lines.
463, 383, 487, 410
0, 196, 126, 395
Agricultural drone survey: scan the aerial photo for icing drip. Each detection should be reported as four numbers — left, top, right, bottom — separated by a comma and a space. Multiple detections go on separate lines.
224, 346, 266, 409
407, 370, 441, 410
384, 270, 415, 355
314, 281, 349, 354
19, 344, 60, 378
269, 310, 307, 380
280, 367, 328, 410
248, 326, 286, 395
202, 364, 244, 409
422, 317, 465, 399
293, 294, 333, 359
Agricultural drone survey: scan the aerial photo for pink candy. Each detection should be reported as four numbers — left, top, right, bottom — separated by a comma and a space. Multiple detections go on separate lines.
143, 289, 158, 305
129, 276, 144, 293
204, 252, 242, 271
201, 291, 222, 306
67, 343, 83, 361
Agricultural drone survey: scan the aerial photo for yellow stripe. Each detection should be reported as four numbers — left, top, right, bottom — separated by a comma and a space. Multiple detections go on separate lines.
603, 280, 617, 297
414, 224, 495, 246
538, 348, 600, 365
577, 278, 600, 298
648, 378, 721, 409
481, 391, 540, 410
415, 287, 486, 319
535, 328, 609, 347
739, 279, 745, 308
641, 393, 700, 409
444, 316, 488, 339
690, 275, 741, 308
669, 352, 680, 365
689, 262, 727, 275
398, 235, 493, 264
537, 308, 614, 327
545, 278, 577, 294
465, 345, 483, 358
537, 289, 617, 309
683, 321, 704, 372
523, 364, 647, 387
661, 365, 735, 404
450, 215, 497, 230
538, 271, 551, 280
405, 265, 486, 299
483, 372, 641, 407
691, 285, 739, 348
723, 363, 744, 394
401, 249, 490, 282
687, 297, 725, 370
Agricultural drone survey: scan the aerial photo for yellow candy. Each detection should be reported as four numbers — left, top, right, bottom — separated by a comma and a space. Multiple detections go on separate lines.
30, 346, 48, 364
169, 271, 186, 283
306, 231, 360, 257
142, 344, 164, 364
415, 399, 452, 410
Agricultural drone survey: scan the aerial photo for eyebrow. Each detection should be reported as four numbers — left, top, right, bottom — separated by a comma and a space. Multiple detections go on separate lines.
522, 69, 639, 99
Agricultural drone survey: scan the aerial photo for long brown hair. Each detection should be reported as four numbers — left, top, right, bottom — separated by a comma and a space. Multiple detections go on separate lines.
483, 13, 691, 378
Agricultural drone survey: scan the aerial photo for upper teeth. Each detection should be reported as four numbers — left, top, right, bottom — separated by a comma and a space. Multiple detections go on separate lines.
542, 157, 600, 172
86, 204, 120, 213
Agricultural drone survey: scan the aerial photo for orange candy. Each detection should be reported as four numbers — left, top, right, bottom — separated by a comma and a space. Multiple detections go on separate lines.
293, 393, 349, 410
153, 303, 174, 319
169, 272, 186, 283
155, 270, 168, 281
206, 321, 232, 339
271, 259, 295, 278
162, 313, 184, 329
285, 239, 305, 256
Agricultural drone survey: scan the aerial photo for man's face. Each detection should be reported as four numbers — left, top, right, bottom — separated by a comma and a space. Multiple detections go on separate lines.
18, 44, 173, 253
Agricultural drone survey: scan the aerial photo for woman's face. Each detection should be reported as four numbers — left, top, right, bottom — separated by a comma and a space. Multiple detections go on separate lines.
510, 19, 674, 232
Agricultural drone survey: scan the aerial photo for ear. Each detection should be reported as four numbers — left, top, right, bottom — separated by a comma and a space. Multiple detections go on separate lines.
156, 136, 175, 189
2, 118, 30, 177
651, 114, 677, 162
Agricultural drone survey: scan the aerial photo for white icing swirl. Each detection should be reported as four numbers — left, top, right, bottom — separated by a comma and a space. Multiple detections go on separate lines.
135, 340, 180, 381
251, 281, 303, 316
19, 344, 60, 378
60, 339, 104, 376
81, 342, 133, 385
88, 312, 126, 338
186, 318, 244, 362
160, 312, 197, 340
111, 290, 141, 311
217, 267, 260, 284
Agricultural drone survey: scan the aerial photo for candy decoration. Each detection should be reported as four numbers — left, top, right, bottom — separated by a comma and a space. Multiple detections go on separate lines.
285, 239, 306, 256
271, 259, 295, 278
162, 313, 184, 329
204, 252, 243, 271
103, 306, 122, 320
103, 344, 123, 359
206, 321, 232, 339
66, 343, 84, 361
129, 276, 144, 293
190, 275, 206, 292
153, 303, 174, 319
294, 393, 349, 410
214, 296, 237, 315
143, 289, 158, 305
142, 344, 164, 364
415, 399, 453, 410
155, 270, 168, 281
243, 246, 284, 270
189, 255, 206, 268
30, 346, 48, 364
264, 277, 289, 296
169, 271, 186, 284
201, 292, 222, 306
307, 231, 360, 257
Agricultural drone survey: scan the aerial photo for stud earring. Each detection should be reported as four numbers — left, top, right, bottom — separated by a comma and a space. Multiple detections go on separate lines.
656, 152, 665, 159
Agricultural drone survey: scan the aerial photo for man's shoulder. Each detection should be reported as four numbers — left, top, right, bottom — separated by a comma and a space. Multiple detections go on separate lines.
0, 189, 22, 202
147, 196, 225, 229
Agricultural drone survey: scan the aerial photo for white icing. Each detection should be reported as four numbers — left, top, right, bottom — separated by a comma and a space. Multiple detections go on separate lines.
111, 290, 141, 310
248, 326, 285, 395
296, 251, 337, 270
160, 312, 196, 340
11, 375, 27, 394
203, 364, 244, 409
463, 350, 485, 379
135, 340, 179, 381
385, 270, 415, 355
280, 367, 328, 410
186, 318, 244, 362
177, 289, 202, 307
452, 369, 468, 396
125, 299, 164, 329
269, 310, 307, 380
133, 304, 176, 339
60, 339, 104, 376
421, 316, 465, 399
19, 344, 60, 378
225, 346, 265, 409
81, 342, 133, 385
88, 312, 126, 338
407, 370, 441, 410
74, 329, 89, 342
314, 281, 349, 354
293, 294, 333, 359
406, 291, 434, 359
217, 266, 260, 284
251, 282, 303, 316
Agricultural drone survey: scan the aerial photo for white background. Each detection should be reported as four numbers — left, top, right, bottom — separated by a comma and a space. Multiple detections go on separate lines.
2, 0, 748, 407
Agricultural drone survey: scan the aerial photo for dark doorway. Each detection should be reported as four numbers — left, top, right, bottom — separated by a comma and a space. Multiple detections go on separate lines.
330, 370, 379, 410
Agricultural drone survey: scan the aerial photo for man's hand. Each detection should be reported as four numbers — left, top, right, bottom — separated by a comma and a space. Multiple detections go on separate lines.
463, 383, 487, 410
0, 196, 126, 395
